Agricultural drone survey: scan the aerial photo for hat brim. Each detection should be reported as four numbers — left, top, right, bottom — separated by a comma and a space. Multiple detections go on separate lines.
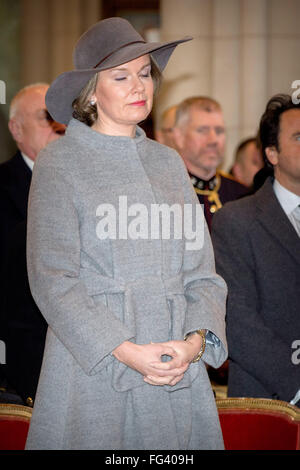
46, 37, 192, 124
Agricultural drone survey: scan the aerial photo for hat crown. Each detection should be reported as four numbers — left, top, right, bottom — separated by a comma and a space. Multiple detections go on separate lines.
73, 17, 144, 70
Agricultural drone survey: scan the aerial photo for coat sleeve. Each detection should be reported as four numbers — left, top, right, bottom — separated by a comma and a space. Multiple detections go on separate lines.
211, 203, 299, 401
178, 160, 228, 369
26, 159, 135, 376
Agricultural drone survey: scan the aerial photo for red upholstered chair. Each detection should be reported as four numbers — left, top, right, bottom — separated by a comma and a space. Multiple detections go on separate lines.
216, 397, 300, 450
0, 403, 32, 450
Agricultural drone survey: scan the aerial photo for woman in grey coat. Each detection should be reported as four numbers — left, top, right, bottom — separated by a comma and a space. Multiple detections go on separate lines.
25, 17, 227, 450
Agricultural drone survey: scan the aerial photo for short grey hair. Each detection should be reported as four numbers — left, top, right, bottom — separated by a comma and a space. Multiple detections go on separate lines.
175, 96, 222, 128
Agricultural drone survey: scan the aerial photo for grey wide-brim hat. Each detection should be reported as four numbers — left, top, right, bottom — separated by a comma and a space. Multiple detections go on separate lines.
46, 17, 192, 124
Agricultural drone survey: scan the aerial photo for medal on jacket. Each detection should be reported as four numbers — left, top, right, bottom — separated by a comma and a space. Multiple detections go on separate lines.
192, 173, 222, 213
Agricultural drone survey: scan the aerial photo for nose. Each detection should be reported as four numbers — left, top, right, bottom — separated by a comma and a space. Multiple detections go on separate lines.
51, 120, 66, 135
132, 75, 145, 93
206, 128, 218, 144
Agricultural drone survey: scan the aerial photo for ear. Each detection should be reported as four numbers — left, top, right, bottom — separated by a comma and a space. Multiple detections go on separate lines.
172, 127, 185, 151
232, 163, 242, 182
265, 146, 278, 166
89, 93, 97, 106
8, 118, 23, 143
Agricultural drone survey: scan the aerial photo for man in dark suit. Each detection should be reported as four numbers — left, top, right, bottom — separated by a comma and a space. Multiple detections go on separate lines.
173, 96, 248, 232
0, 83, 65, 405
211, 94, 300, 405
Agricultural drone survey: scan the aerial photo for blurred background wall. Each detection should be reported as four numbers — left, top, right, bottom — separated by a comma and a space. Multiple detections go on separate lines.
0, 0, 300, 169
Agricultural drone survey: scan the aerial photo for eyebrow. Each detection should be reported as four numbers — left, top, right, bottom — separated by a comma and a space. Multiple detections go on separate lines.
110, 62, 151, 73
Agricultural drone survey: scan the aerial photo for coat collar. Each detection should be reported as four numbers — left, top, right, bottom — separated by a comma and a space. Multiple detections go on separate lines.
255, 177, 300, 265
66, 118, 146, 151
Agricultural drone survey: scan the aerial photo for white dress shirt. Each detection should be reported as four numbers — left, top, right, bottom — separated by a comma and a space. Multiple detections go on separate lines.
273, 179, 300, 237
21, 153, 34, 171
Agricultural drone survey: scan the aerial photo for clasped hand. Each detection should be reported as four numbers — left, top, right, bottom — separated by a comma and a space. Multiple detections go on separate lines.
112, 334, 202, 387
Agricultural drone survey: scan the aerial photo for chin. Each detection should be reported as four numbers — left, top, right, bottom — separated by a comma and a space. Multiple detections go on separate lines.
48, 134, 62, 144
130, 109, 150, 122
204, 157, 221, 169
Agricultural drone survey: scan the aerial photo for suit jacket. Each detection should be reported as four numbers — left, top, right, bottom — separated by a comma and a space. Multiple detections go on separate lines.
0, 151, 47, 403
0, 151, 32, 254
211, 177, 300, 404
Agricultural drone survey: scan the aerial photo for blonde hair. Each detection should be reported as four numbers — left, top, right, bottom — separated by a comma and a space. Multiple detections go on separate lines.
72, 74, 99, 127
72, 57, 162, 126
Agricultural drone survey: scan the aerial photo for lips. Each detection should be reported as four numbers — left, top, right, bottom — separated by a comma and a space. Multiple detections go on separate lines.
129, 100, 146, 106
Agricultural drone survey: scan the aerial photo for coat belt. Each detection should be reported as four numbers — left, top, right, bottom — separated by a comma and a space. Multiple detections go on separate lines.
79, 269, 198, 392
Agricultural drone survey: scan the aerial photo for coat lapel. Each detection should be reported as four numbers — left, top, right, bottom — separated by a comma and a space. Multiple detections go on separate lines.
255, 177, 300, 265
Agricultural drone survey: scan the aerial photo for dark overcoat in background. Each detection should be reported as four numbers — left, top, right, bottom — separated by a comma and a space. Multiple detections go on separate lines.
0, 151, 46, 402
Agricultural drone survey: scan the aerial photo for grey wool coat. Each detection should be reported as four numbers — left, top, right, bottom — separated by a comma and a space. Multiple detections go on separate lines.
25, 119, 227, 450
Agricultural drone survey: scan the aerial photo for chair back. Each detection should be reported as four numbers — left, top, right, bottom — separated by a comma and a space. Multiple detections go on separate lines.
216, 397, 300, 450
0, 403, 32, 450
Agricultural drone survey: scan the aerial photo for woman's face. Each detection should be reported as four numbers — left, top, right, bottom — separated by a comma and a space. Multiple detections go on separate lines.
91, 54, 154, 136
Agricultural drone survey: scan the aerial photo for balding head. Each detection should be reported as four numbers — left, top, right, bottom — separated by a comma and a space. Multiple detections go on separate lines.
8, 83, 65, 161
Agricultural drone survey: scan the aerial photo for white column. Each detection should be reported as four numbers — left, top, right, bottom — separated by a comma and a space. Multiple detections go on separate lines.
211, 0, 241, 171
156, 0, 213, 124
20, 0, 51, 85
240, 0, 268, 141
268, 0, 300, 96
49, 0, 81, 80
20, 0, 103, 86
81, 0, 103, 31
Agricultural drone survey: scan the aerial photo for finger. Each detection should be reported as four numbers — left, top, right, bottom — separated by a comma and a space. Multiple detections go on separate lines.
167, 363, 189, 376
146, 365, 180, 378
149, 357, 185, 375
160, 346, 178, 358
169, 374, 184, 386
144, 375, 174, 386
149, 360, 176, 370
144, 375, 174, 385
144, 372, 185, 386
149, 360, 188, 374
